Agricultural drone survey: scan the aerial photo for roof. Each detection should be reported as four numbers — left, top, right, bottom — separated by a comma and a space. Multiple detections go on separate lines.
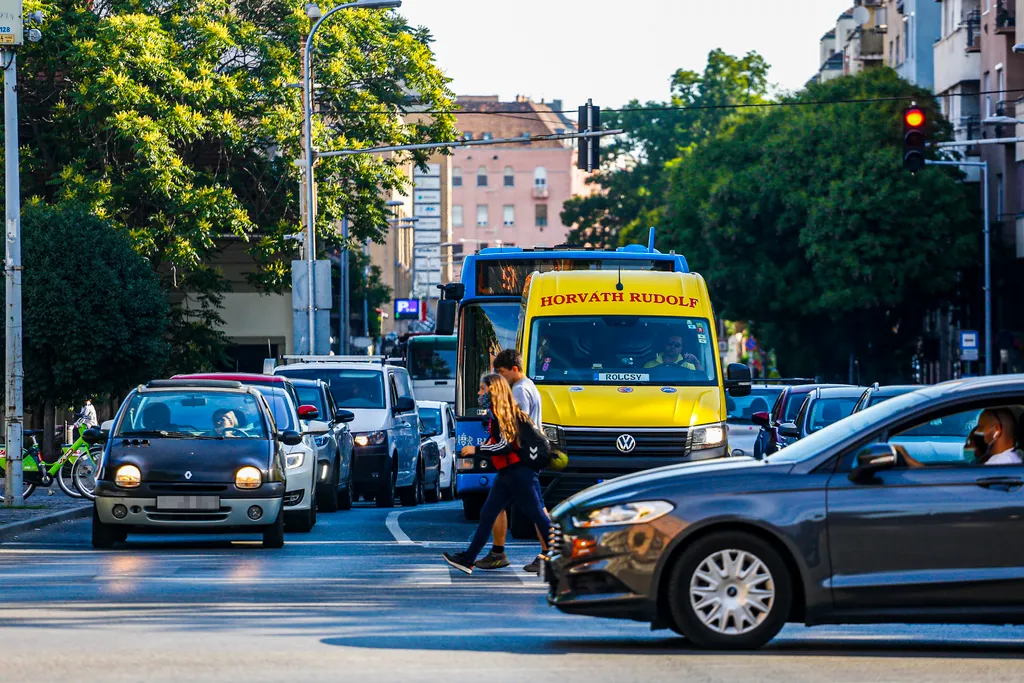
449, 96, 573, 149
285, 377, 323, 388
867, 384, 922, 396
416, 400, 449, 409
814, 386, 867, 399
173, 373, 290, 385
143, 379, 246, 391
785, 383, 851, 394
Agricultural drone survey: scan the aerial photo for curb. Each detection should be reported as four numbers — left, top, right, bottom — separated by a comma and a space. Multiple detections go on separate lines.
0, 504, 92, 543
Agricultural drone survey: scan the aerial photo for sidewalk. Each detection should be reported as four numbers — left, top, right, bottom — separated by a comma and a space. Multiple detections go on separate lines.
0, 487, 90, 541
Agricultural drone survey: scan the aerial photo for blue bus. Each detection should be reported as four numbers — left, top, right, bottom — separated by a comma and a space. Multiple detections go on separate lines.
437, 234, 690, 521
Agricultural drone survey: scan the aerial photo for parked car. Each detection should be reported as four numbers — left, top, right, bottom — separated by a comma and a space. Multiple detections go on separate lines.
753, 384, 850, 456
273, 357, 421, 508
89, 379, 293, 549
852, 383, 922, 413
290, 377, 356, 512
417, 400, 458, 500
415, 417, 444, 505
777, 386, 864, 443
726, 386, 784, 457
543, 375, 1024, 650
173, 373, 327, 532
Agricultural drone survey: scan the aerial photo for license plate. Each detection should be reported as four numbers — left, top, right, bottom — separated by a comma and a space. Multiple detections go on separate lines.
156, 495, 220, 511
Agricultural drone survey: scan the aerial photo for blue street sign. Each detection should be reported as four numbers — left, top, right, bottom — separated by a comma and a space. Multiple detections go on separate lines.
960, 330, 979, 362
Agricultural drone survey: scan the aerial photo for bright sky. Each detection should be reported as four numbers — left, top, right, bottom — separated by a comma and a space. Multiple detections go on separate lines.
400, 0, 855, 110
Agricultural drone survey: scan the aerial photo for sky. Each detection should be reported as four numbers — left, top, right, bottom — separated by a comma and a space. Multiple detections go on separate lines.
400, 0, 856, 111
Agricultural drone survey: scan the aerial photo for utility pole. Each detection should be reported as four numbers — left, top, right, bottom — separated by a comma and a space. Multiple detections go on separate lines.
341, 216, 349, 355
3, 48, 23, 507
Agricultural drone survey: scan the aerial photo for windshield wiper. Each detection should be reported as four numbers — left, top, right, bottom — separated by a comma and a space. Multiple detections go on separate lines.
118, 430, 201, 439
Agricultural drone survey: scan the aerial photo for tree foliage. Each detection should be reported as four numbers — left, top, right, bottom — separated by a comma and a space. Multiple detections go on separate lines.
9, 203, 168, 426
562, 49, 770, 247
12, 0, 457, 368
663, 69, 977, 380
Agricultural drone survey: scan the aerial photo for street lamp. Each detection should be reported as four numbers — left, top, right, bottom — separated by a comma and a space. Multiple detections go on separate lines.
302, 0, 401, 355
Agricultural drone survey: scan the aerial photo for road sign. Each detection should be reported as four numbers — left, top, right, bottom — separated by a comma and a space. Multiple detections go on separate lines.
395, 298, 419, 320
0, 0, 24, 46
960, 330, 979, 362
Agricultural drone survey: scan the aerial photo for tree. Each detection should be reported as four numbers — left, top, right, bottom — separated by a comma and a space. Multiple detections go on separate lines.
663, 69, 977, 380
561, 49, 770, 247
9, 203, 169, 455
12, 0, 457, 367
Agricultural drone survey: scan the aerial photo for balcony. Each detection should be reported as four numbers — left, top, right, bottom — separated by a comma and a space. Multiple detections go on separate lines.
996, 0, 1016, 35
532, 184, 549, 199
856, 28, 885, 61
934, 21, 982, 94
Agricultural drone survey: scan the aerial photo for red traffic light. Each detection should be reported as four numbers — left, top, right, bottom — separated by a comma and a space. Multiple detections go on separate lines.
904, 109, 925, 128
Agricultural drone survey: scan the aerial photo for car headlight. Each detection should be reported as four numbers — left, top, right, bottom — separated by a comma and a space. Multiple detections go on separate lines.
691, 422, 726, 451
285, 452, 305, 469
542, 424, 563, 446
314, 434, 331, 447
572, 501, 674, 528
354, 431, 387, 447
114, 465, 141, 488
456, 457, 474, 471
235, 466, 262, 489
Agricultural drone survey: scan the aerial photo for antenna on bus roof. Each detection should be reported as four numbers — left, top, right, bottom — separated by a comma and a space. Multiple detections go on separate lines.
616, 263, 624, 291
648, 227, 656, 252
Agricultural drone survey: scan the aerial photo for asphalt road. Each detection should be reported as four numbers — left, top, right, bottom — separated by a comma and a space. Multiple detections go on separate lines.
2, 500, 1024, 683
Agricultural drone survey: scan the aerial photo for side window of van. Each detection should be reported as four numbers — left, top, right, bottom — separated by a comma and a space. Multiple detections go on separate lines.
388, 374, 399, 407
446, 405, 456, 436
394, 371, 415, 402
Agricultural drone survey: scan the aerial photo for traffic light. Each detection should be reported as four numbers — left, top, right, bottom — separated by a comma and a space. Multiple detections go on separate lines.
578, 99, 601, 171
903, 107, 926, 173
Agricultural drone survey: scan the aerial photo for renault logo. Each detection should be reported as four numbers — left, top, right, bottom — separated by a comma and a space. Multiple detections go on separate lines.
616, 434, 636, 454
184, 471, 192, 480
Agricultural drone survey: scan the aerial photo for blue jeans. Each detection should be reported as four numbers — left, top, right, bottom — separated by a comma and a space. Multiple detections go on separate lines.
466, 465, 550, 562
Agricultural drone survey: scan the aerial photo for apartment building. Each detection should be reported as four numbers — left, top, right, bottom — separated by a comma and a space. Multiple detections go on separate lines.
811, 3, 886, 84
883, 0, 942, 88
933, 0, 984, 181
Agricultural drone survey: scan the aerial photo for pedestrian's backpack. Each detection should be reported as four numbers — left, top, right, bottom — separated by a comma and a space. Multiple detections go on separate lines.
517, 417, 552, 471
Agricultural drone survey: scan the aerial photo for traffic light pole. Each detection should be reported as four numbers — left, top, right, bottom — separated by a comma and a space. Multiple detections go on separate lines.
926, 159, 992, 376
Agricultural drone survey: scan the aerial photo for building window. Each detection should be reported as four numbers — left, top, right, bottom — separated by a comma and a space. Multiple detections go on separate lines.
535, 203, 548, 227
503, 205, 515, 227
452, 205, 463, 227
453, 167, 462, 187
503, 166, 514, 187
477, 166, 488, 187
476, 204, 488, 227
464, 132, 473, 141
895, 36, 900, 65
482, 132, 493, 140
533, 166, 548, 188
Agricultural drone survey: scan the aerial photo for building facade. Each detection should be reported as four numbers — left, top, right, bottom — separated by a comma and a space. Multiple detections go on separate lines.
885, 0, 943, 88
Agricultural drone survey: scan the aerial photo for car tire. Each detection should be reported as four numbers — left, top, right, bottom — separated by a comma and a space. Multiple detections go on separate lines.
91, 506, 127, 549
425, 467, 441, 503
399, 465, 420, 507
441, 463, 455, 501
262, 508, 285, 549
462, 494, 483, 521
375, 463, 396, 508
317, 456, 340, 513
667, 531, 792, 650
338, 473, 354, 511
286, 487, 316, 533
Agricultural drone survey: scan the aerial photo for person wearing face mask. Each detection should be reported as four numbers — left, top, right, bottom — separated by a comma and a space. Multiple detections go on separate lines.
967, 408, 1022, 465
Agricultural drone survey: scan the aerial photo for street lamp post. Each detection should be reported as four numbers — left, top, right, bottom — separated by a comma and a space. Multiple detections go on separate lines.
302, 0, 401, 355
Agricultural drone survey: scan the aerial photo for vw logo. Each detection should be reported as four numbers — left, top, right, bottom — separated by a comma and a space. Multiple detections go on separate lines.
616, 434, 636, 454
184, 471, 193, 480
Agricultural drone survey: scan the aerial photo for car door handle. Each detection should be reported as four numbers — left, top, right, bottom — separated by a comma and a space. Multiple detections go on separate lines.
976, 476, 1024, 491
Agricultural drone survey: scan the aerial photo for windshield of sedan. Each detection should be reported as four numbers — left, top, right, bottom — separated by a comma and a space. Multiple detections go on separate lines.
294, 385, 325, 415
528, 316, 717, 386
727, 388, 782, 424
277, 368, 386, 410
764, 390, 934, 464
116, 391, 268, 439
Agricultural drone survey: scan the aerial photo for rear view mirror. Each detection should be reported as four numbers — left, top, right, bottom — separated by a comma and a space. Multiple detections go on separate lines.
335, 409, 355, 423
752, 411, 771, 429
393, 396, 416, 414
279, 430, 303, 446
435, 300, 457, 336
297, 404, 320, 420
100, 420, 114, 432
725, 363, 752, 397
849, 443, 898, 482
304, 420, 330, 436
778, 422, 799, 438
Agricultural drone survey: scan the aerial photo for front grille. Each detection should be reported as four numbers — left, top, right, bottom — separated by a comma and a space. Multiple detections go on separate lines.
145, 511, 231, 522
561, 428, 688, 457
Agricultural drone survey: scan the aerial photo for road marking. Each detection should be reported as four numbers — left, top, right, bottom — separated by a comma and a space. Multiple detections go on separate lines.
385, 510, 415, 545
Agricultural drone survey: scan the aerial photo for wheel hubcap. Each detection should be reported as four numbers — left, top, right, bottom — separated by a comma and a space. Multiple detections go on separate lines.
689, 549, 775, 636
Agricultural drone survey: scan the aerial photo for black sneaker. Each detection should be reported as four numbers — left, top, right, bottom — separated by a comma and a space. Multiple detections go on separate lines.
475, 550, 510, 570
523, 555, 543, 574
443, 552, 474, 575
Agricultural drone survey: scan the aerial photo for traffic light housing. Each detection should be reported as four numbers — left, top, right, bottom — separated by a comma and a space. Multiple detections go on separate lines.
903, 107, 926, 173
578, 101, 601, 171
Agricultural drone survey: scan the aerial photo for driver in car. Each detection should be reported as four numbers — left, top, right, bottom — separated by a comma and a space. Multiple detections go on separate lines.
212, 409, 245, 438
644, 333, 702, 371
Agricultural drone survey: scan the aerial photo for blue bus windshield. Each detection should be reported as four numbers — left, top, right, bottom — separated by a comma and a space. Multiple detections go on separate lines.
456, 302, 520, 417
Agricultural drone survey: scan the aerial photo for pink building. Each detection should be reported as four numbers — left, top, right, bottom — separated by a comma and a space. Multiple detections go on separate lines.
450, 96, 591, 257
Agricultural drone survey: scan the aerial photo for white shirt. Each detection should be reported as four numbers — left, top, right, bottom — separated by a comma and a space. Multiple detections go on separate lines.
985, 448, 1023, 465
512, 377, 542, 426
83, 403, 98, 427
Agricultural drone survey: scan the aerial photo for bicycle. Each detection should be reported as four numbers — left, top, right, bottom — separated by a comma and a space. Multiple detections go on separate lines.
0, 420, 96, 502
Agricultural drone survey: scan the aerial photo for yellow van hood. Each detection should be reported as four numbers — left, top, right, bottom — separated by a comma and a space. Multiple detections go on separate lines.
539, 385, 724, 428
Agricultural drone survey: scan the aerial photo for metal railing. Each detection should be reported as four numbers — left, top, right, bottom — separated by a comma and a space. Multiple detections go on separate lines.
997, 0, 1016, 32
965, 10, 982, 51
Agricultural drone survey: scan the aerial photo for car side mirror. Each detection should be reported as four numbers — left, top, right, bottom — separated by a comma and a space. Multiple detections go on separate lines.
393, 396, 416, 414
279, 430, 303, 446
752, 411, 771, 429
778, 421, 799, 438
100, 419, 114, 432
303, 420, 330, 436
434, 300, 457, 336
725, 363, 752, 397
83, 427, 107, 445
849, 443, 898, 482
335, 409, 355, 424
297, 404, 320, 420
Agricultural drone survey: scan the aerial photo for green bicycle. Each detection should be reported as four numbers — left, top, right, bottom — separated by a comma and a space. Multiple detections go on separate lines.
0, 422, 95, 502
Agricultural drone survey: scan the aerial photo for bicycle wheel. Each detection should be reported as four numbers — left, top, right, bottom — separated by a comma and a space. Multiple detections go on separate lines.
72, 450, 98, 501
0, 464, 37, 503
56, 455, 83, 498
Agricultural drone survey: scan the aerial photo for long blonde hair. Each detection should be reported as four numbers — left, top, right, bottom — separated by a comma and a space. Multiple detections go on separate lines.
482, 374, 528, 443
